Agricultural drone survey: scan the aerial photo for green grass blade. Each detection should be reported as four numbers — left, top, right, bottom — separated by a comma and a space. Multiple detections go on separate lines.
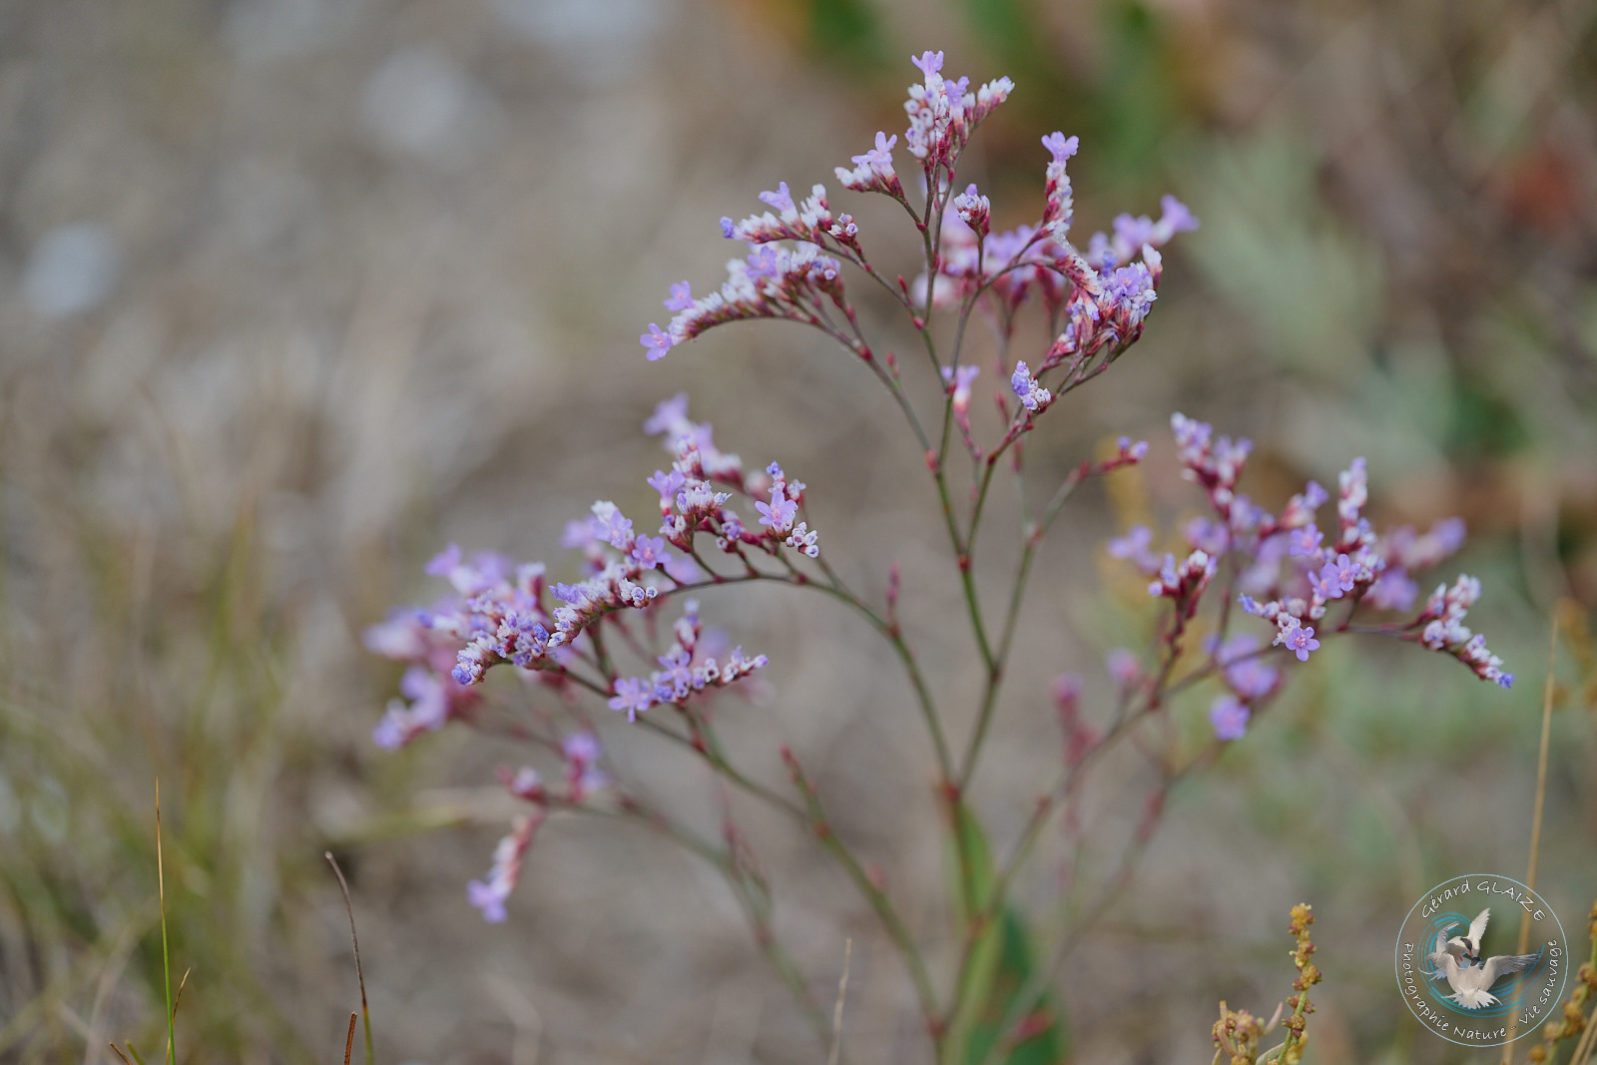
156, 781, 176, 1065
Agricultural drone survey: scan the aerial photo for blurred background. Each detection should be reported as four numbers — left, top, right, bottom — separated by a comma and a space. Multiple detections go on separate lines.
2, 0, 1594, 1062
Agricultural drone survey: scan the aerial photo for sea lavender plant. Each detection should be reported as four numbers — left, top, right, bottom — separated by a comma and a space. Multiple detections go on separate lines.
369, 50, 1511, 1064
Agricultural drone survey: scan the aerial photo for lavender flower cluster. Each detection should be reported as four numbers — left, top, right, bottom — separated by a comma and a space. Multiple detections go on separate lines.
367, 392, 827, 917
641, 49, 1190, 390
369, 47, 1511, 995
1105, 411, 1512, 744
368, 397, 818, 729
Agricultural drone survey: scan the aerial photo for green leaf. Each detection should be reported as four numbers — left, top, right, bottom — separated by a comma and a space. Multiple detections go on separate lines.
944, 802, 1069, 1065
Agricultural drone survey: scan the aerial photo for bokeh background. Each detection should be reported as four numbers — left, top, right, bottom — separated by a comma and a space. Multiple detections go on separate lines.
2, 0, 1595, 1062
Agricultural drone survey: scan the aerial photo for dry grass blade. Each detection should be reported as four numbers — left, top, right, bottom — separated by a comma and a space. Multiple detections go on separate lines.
169, 969, 191, 1026
108, 1044, 134, 1065
342, 1012, 358, 1065
326, 852, 374, 1065
827, 938, 852, 1065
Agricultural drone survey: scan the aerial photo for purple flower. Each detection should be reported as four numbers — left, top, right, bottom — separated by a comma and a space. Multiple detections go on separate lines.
630, 534, 668, 570
647, 468, 686, 505
1041, 135, 1078, 233
745, 245, 781, 280
425, 543, 462, 578
1432, 517, 1467, 555
945, 75, 968, 110
640, 322, 675, 361
952, 184, 990, 233
758, 181, 796, 214
1147, 549, 1217, 599
785, 521, 820, 558
941, 364, 979, 409
1112, 213, 1157, 253
719, 216, 735, 238
562, 732, 601, 766
608, 676, 654, 720
755, 489, 797, 533
664, 281, 694, 312
1041, 131, 1079, 164
1158, 195, 1199, 236
1310, 564, 1343, 601
1275, 617, 1320, 662
590, 501, 634, 550
1337, 457, 1369, 534
1107, 525, 1161, 574
720, 645, 769, 682
1010, 360, 1050, 413
911, 50, 944, 79
838, 131, 902, 193
644, 392, 690, 436
1103, 262, 1157, 329
1278, 482, 1327, 529
467, 818, 538, 923
452, 642, 491, 686
467, 878, 509, 923
1209, 695, 1250, 741
561, 517, 599, 551
655, 646, 695, 700
363, 610, 431, 660
1325, 553, 1356, 594
853, 131, 896, 170
1216, 634, 1278, 699
1186, 517, 1229, 556
425, 544, 509, 595
1288, 524, 1324, 558
1170, 412, 1212, 456
371, 712, 408, 751
1367, 567, 1418, 611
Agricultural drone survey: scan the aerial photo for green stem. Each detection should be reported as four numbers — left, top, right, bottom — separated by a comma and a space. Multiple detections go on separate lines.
961, 620, 1193, 1065
958, 462, 1095, 787
944, 667, 1161, 1022
821, 302, 935, 457
790, 556, 955, 780
156, 783, 176, 1065
625, 702, 918, 1053
679, 707, 809, 823
785, 751, 944, 1045
591, 794, 833, 1046
575, 563, 954, 777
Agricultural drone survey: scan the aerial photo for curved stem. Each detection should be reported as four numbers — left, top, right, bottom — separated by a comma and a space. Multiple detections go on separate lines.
679, 706, 809, 823
570, 794, 832, 1045
579, 563, 955, 777
785, 749, 945, 1046
785, 555, 955, 780
821, 300, 936, 457
627, 699, 923, 1051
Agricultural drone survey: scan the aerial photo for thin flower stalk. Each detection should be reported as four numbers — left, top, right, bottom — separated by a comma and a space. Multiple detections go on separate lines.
370, 46, 1513, 1064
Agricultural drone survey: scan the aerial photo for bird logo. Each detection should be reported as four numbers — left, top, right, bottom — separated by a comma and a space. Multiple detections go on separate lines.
1426, 907, 1541, 1009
